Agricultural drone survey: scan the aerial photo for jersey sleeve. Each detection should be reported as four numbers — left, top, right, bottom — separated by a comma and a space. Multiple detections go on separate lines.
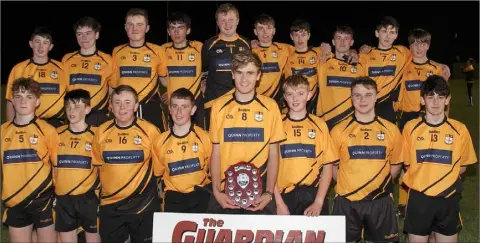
158, 45, 168, 78
151, 136, 166, 177
269, 104, 286, 144
201, 39, 210, 72
92, 129, 104, 166
209, 102, 220, 144
329, 126, 342, 165
460, 125, 478, 166
390, 126, 404, 165
47, 127, 60, 165
318, 122, 339, 165
401, 124, 413, 167
202, 132, 213, 171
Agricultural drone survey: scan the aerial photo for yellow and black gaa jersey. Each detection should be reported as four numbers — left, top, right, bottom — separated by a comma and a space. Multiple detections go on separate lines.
62, 50, 114, 111
284, 48, 320, 95
330, 115, 404, 201
1, 118, 58, 208
92, 118, 161, 210
202, 34, 250, 103
152, 125, 212, 193
397, 60, 443, 113
402, 117, 477, 197
277, 113, 339, 193
111, 42, 162, 103
317, 57, 367, 129
6, 59, 67, 119
252, 42, 293, 99
209, 93, 286, 189
53, 125, 98, 196
158, 41, 203, 100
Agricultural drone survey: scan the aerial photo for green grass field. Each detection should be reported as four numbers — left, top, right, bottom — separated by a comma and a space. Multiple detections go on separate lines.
1, 79, 478, 242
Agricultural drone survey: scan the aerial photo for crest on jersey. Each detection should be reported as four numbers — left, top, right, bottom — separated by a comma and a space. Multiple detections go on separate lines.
255, 111, 263, 122
426, 71, 433, 77
272, 51, 278, 58
351, 66, 357, 74
134, 135, 142, 145
50, 71, 58, 79
193, 142, 199, 153
143, 54, 151, 63
216, 49, 223, 54
30, 134, 38, 145
85, 142, 92, 152
94, 63, 102, 71
308, 129, 316, 139
310, 56, 316, 65
377, 131, 385, 141
188, 53, 195, 62
445, 134, 453, 145
390, 54, 396, 61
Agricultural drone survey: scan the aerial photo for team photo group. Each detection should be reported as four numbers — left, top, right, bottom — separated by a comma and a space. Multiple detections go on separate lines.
1, 2, 478, 243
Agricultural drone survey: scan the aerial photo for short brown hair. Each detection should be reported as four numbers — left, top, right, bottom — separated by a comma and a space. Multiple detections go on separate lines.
170, 88, 195, 104
408, 28, 431, 45
111, 85, 138, 103
351, 77, 378, 93
232, 51, 262, 73
65, 89, 91, 107
283, 74, 310, 91
126, 8, 149, 25
73, 16, 102, 33
254, 14, 275, 27
215, 3, 239, 21
376, 16, 400, 32
31, 26, 53, 43
12, 77, 41, 98
333, 26, 354, 39
290, 19, 310, 34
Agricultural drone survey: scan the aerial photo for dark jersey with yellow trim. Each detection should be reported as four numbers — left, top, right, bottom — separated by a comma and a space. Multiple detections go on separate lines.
317, 57, 367, 128
158, 41, 203, 100
397, 60, 443, 113
330, 115, 404, 201
402, 117, 477, 197
6, 58, 67, 119
277, 113, 339, 193
152, 125, 212, 193
53, 125, 98, 196
209, 93, 286, 189
1, 118, 58, 208
92, 118, 161, 211
62, 50, 114, 111
252, 42, 293, 99
202, 34, 251, 103
112, 42, 162, 103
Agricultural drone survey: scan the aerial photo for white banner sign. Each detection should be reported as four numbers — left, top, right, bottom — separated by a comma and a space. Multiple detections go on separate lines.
153, 213, 345, 243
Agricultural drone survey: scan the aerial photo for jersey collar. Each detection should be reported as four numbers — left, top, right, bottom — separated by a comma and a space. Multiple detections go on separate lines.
30, 58, 50, 66
286, 112, 309, 122
233, 92, 257, 105
79, 49, 98, 57
422, 115, 447, 127
114, 117, 137, 130
68, 125, 91, 135
171, 123, 194, 139
12, 116, 38, 127
352, 114, 378, 125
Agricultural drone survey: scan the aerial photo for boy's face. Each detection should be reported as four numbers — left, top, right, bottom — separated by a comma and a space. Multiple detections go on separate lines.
351, 84, 377, 115
29, 35, 53, 59
232, 62, 261, 95
283, 85, 312, 113
169, 97, 196, 127
76, 26, 99, 50
125, 15, 150, 42
332, 32, 354, 54
216, 10, 238, 38
375, 25, 398, 48
167, 22, 190, 45
111, 91, 139, 124
290, 29, 310, 50
254, 23, 275, 44
12, 88, 40, 116
410, 40, 430, 60
421, 92, 450, 116
65, 100, 91, 125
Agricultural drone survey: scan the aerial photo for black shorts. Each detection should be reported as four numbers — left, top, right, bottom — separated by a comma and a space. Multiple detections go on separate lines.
404, 189, 462, 236
55, 191, 99, 233
281, 186, 329, 215
138, 96, 168, 133
376, 99, 397, 124
2, 189, 54, 228
86, 109, 111, 127
163, 185, 211, 213
332, 194, 398, 242
398, 111, 420, 132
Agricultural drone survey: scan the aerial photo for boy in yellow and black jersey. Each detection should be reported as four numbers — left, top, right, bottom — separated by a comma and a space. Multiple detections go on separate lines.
274, 75, 337, 216
1, 77, 58, 243
111, 8, 167, 132
92, 85, 161, 243
402, 75, 477, 243
6, 27, 67, 128
153, 88, 212, 213
52, 89, 100, 243
62, 16, 114, 127
330, 77, 404, 243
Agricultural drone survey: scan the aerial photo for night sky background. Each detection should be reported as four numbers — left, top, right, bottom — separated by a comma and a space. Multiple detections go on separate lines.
1, 1, 478, 83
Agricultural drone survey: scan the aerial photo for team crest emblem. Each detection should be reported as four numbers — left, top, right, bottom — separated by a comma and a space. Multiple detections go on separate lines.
390, 54, 396, 61
94, 63, 101, 71
445, 134, 453, 145
272, 51, 278, 58
254, 112, 263, 122
310, 56, 316, 65
143, 54, 151, 63
351, 66, 357, 73
192, 142, 199, 153
216, 49, 223, 54
50, 71, 58, 79
134, 136, 142, 145
308, 129, 316, 139
85, 142, 92, 152
426, 71, 433, 77
377, 131, 385, 140
30, 134, 38, 145
188, 53, 195, 62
